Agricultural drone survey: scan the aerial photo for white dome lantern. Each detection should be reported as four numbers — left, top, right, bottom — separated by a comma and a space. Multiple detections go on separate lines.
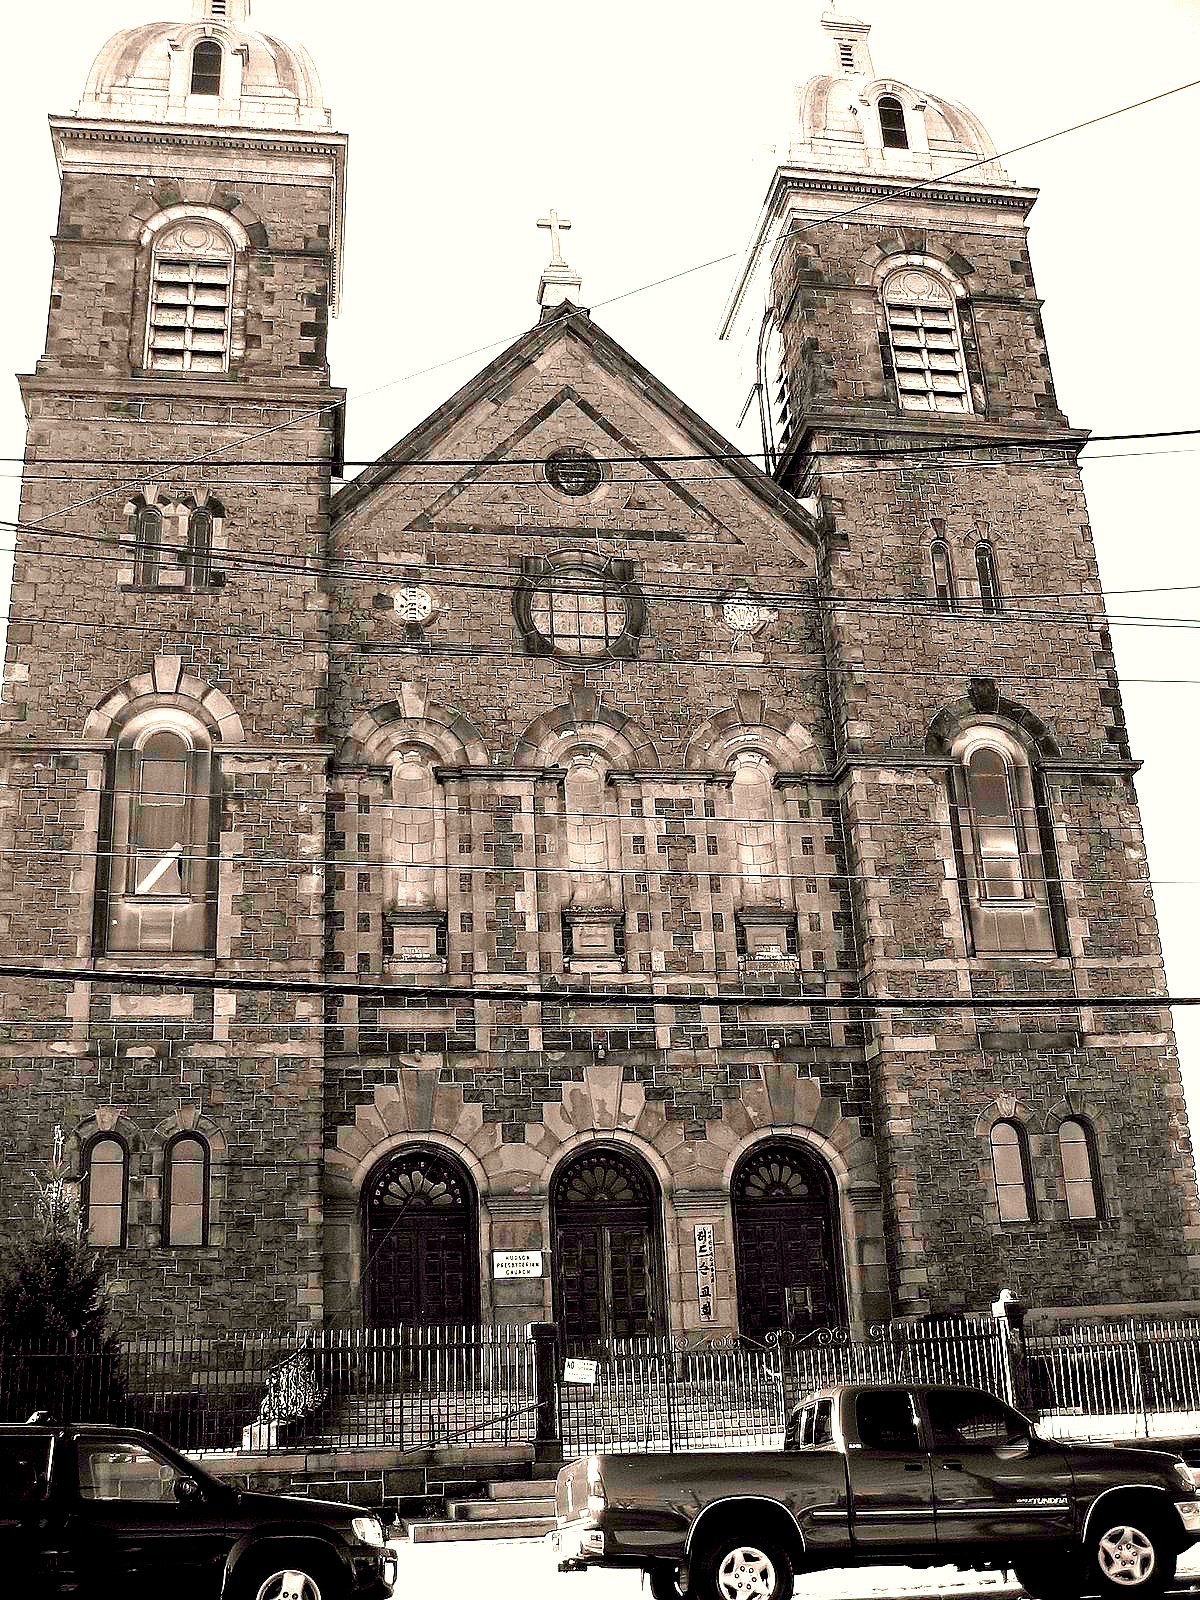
788, 7, 1008, 185
77, 0, 331, 131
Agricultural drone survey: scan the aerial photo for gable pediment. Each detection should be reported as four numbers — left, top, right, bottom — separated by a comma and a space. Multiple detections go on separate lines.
331, 307, 819, 571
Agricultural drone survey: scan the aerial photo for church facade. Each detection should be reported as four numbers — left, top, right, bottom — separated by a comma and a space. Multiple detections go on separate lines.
1, 0, 1196, 1339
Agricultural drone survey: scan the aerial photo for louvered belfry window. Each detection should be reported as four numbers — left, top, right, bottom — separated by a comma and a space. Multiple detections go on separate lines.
884, 268, 970, 413
147, 219, 233, 373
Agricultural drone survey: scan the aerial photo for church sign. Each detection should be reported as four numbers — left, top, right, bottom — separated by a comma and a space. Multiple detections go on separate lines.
694, 1224, 717, 1323
492, 1250, 543, 1279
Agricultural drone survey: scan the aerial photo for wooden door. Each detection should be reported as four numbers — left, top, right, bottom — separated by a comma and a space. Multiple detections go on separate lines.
733, 1142, 843, 1340
553, 1147, 663, 1349
363, 1147, 477, 1328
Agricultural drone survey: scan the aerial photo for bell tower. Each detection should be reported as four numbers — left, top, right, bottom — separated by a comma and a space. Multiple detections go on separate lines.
0, 3, 348, 1329
721, 10, 1200, 1312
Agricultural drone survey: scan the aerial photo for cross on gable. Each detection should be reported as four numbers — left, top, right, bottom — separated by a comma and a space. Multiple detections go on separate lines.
538, 209, 572, 266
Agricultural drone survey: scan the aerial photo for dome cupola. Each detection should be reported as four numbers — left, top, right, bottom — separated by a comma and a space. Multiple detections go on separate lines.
77, 0, 330, 130
791, 7, 1007, 184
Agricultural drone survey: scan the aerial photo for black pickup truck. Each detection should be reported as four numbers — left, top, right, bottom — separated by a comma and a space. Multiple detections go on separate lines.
0, 1415, 397, 1599
552, 1383, 1200, 1600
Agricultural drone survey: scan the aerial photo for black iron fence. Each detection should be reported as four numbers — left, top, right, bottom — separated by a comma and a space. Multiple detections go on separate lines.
4, 1315, 1200, 1458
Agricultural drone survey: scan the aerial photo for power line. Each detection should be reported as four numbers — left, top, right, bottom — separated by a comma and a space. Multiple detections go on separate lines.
0, 958, 1179, 1009
7, 428, 1200, 469
5, 512, 1199, 631
18, 79, 1200, 538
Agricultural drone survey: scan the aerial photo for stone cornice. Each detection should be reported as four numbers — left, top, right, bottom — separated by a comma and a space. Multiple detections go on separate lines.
18, 374, 345, 408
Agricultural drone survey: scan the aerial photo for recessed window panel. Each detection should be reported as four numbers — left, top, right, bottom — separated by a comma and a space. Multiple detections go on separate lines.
529, 574, 629, 658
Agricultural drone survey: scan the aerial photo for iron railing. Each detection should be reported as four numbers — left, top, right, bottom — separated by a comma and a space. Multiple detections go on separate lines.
6, 1315, 1200, 1458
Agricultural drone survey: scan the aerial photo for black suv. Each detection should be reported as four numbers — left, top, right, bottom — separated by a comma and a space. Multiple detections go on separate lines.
0, 1417, 397, 1599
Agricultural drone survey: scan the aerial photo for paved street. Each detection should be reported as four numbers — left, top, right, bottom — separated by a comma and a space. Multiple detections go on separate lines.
385, 1537, 1200, 1600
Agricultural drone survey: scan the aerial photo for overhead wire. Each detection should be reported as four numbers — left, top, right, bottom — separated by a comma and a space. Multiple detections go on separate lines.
0, 958, 1182, 1010
14, 77, 1200, 539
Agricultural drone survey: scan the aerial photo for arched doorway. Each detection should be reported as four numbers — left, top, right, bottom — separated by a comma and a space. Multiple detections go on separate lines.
363, 1146, 478, 1327
732, 1140, 843, 1340
552, 1146, 664, 1347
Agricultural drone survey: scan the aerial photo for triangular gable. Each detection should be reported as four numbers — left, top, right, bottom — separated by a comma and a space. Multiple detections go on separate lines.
331, 304, 819, 562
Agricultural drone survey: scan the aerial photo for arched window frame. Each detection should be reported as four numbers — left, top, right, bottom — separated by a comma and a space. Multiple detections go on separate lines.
82, 1134, 129, 1248
145, 216, 235, 375
129, 499, 165, 588
877, 94, 910, 149
930, 540, 957, 612
990, 1119, 1036, 1224
949, 724, 1057, 956
190, 40, 223, 97
1058, 1117, 1104, 1221
124, 494, 224, 591
755, 312, 792, 474
163, 1132, 210, 1248
881, 263, 972, 415
103, 709, 218, 956
975, 541, 1002, 615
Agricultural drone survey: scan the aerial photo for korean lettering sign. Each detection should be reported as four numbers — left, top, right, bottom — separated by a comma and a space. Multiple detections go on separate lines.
694, 1223, 716, 1323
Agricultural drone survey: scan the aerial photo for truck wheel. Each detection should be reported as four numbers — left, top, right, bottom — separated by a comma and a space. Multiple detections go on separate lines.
696, 1535, 793, 1600
233, 1554, 347, 1600
1087, 1512, 1176, 1597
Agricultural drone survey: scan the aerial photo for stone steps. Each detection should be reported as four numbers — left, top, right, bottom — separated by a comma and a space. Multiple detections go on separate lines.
401, 1475, 559, 1543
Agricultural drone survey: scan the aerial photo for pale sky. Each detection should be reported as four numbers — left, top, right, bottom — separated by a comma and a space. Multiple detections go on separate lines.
2, 1, 1199, 1122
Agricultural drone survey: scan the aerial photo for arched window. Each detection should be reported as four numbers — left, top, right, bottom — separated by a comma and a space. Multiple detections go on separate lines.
1059, 1118, 1103, 1220
385, 751, 439, 913
190, 41, 223, 97
878, 95, 910, 149
991, 1121, 1035, 1223
146, 218, 234, 374
731, 753, 784, 909
164, 1134, 209, 1247
83, 1136, 128, 1248
949, 727, 1056, 955
883, 267, 970, 414
130, 501, 164, 588
187, 505, 215, 588
965, 746, 1025, 901
931, 541, 957, 612
756, 315, 792, 473
564, 756, 617, 910
105, 713, 216, 955
976, 542, 1002, 615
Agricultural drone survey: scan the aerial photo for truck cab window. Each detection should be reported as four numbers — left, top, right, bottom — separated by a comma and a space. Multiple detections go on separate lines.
925, 1390, 1027, 1449
812, 1398, 834, 1446
855, 1388, 921, 1451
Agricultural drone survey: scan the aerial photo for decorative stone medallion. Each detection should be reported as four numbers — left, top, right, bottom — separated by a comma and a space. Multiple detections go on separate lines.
393, 585, 434, 624
544, 447, 604, 498
719, 587, 779, 654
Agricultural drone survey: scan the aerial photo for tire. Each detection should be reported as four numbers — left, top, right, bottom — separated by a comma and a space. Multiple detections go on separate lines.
232, 1552, 348, 1600
1012, 1554, 1083, 1599
694, 1533, 793, 1600
1086, 1510, 1177, 1598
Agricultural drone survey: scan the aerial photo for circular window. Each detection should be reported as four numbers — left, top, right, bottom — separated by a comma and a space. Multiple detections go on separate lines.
545, 447, 604, 498
530, 570, 630, 658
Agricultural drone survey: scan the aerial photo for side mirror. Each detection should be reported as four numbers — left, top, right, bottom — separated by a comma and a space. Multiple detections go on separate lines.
174, 1476, 204, 1505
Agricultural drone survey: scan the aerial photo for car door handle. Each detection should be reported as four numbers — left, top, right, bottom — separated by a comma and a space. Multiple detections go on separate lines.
940, 1462, 964, 1472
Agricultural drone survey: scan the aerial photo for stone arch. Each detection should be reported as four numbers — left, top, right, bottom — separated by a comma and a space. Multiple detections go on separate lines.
137, 202, 252, 255
685, 692, 821, 772
972, 1094, 1041, 1140
338, 686, 489, 768
68, 1107, 145, 1248
513, 688, 659, 769
145, 1107, 228, 1251
83, 657, 245, 743
323, 1076, 499, 1327
927, 680, 1062, 761
122, 188, 268, 249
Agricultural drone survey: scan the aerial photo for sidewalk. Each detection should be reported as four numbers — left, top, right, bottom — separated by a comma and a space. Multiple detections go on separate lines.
783, 1547, 1200, 1598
